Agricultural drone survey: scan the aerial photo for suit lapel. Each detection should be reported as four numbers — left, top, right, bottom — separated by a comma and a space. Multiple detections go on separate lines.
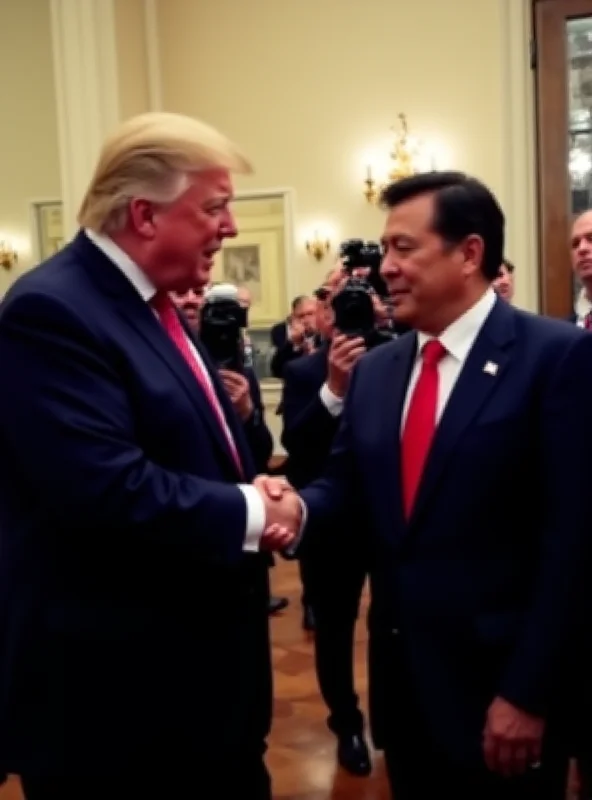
377, 334, 418, 533
74, 232, 244, 477
407, 299, 516, 529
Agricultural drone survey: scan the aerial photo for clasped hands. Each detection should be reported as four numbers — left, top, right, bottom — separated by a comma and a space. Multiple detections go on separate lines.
253, 474, 301, 551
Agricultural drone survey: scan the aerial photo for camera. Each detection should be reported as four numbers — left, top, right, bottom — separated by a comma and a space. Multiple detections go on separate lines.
339, 238, 387, 297
199, 284, 247, 372
332, 239, 387, 339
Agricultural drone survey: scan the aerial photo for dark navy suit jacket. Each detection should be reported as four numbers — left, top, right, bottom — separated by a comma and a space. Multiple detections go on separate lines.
0, 232, 272, 775
302, 298, 592, 763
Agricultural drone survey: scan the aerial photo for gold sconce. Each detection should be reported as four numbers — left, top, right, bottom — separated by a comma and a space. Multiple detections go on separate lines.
0, 240, 18, 270
364, 113, 434, 204
305, 230, 331, 261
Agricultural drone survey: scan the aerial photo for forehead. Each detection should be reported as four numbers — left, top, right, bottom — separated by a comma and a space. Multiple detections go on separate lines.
572, 211, 592, 240
185, 168, 233, 203
295, 300, 315, 314
382, 193, 436, 239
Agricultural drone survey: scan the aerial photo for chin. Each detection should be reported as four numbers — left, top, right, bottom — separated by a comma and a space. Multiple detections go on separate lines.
391, 297, 415, 322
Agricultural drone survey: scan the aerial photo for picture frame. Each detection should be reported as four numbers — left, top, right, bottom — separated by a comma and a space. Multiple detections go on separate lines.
212, 188, 295, 329
31, 199, 65, 262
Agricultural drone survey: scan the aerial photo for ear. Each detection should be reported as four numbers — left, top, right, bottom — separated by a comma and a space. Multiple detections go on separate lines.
460, 234, 484, 277
128, 198, 158, 239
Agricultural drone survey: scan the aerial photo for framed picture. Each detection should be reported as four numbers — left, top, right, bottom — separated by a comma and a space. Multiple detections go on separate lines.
212, 189, 294, 328
31, 199, 64, 262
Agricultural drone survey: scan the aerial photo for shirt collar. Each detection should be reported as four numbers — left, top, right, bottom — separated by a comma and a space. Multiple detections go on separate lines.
84, 228, 157, 303
416, 287, 497, 362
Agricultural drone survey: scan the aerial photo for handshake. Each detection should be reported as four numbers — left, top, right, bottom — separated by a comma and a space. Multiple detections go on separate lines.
253, 474, 302, 552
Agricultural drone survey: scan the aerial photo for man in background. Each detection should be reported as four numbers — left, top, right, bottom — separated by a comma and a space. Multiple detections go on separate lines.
281, 265, 371, 776
0, 112, 300, 799
270, 295, 317, 378
570, 210, 592, 327
493, 258, 515, 303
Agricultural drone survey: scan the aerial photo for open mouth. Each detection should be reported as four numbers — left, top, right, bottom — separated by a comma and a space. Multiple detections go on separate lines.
202, 245, 221, 265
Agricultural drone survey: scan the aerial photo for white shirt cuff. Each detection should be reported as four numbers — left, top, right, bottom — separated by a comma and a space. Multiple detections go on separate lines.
319, 382, 344, 417
239, 484, 266, 551
283, 499, 308, 557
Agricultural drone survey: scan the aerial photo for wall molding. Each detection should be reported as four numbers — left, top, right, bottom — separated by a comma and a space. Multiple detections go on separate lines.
499, 0, 539, 311
50, 0, 121, 236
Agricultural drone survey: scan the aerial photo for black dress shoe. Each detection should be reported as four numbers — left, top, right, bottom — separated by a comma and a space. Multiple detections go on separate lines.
268, 596, 289, 615
302, 604, 316, 631
337, 733, 371, 776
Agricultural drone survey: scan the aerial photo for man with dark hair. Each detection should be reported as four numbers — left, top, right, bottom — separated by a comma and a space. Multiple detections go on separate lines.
493, 259, 515, 302
295, 171, 592, 799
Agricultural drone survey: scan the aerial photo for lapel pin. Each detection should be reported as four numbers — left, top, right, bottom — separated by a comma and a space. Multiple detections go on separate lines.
483, 361, 498, 376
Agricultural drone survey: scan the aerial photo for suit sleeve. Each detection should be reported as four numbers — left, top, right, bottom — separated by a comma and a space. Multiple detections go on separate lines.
242, 369, 274, 472
281, 362, 340, 471
270, 341, 300, 379
0, 292, 248, 565
270, 324, 284, 349
499, 333, 592, 715
299, 364, 360, 529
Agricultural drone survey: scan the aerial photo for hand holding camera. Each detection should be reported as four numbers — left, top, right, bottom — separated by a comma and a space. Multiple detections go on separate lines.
327, 334, 366, 398
219, 369, 254, 421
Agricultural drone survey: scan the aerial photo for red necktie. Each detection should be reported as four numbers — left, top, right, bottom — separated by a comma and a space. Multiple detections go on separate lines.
401, 339, 447, 518
151, 292, 243, 476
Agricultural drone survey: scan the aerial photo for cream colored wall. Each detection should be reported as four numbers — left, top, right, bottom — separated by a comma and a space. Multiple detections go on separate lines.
0, 0, 60, 294
114, 0, 151, 119
155, 0, 537, 313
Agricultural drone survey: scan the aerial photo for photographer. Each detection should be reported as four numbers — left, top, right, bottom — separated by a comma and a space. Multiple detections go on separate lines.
171, 284, 289, 616
270, 295, 318, 378
280, 247, 395, 776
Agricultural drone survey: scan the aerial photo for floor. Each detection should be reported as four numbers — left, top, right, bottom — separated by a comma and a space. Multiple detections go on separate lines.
267, 561, 390, 800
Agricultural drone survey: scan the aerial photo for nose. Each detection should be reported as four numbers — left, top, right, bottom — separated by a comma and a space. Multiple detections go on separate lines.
380, 252, 398, 277
220, 208, 238, 239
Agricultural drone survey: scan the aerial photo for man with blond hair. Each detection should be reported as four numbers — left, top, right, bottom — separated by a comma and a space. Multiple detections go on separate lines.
0, 112, 300, 799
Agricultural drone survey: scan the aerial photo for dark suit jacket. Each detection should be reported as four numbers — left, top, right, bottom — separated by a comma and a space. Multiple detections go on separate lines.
281, 343, 338, 489
270, 320, 288, 349
0, 232, 272, 775
301, 298, 592, 762
230, 367, 273, 474
281, 345, 366, 610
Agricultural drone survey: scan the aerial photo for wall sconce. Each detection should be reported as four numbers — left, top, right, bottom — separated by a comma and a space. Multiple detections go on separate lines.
305, 230, 331, 261
0, 240, 18, 270
364, 113, 436, 204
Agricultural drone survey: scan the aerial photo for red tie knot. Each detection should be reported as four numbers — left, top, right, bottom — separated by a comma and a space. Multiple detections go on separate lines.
421, 339, 447, 366
150, 291, 174, 316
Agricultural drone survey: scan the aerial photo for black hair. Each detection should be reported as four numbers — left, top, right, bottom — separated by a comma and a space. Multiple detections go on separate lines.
380, 171, 504, 281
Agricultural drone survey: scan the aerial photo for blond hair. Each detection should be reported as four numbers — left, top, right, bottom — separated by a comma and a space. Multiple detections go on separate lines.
77, 112, 252, 232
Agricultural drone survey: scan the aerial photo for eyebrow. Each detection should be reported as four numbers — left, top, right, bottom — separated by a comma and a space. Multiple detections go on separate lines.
205, 194, 232, 206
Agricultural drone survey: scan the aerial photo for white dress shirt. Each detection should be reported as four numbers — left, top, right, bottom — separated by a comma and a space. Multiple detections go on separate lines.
402, 288, 497, 426
574, 288, 592, 328
84, 229, 265, 551
319, 289, 497, 425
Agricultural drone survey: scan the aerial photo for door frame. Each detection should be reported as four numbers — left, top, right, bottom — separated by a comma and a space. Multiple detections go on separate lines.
534, 0, 592, 316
